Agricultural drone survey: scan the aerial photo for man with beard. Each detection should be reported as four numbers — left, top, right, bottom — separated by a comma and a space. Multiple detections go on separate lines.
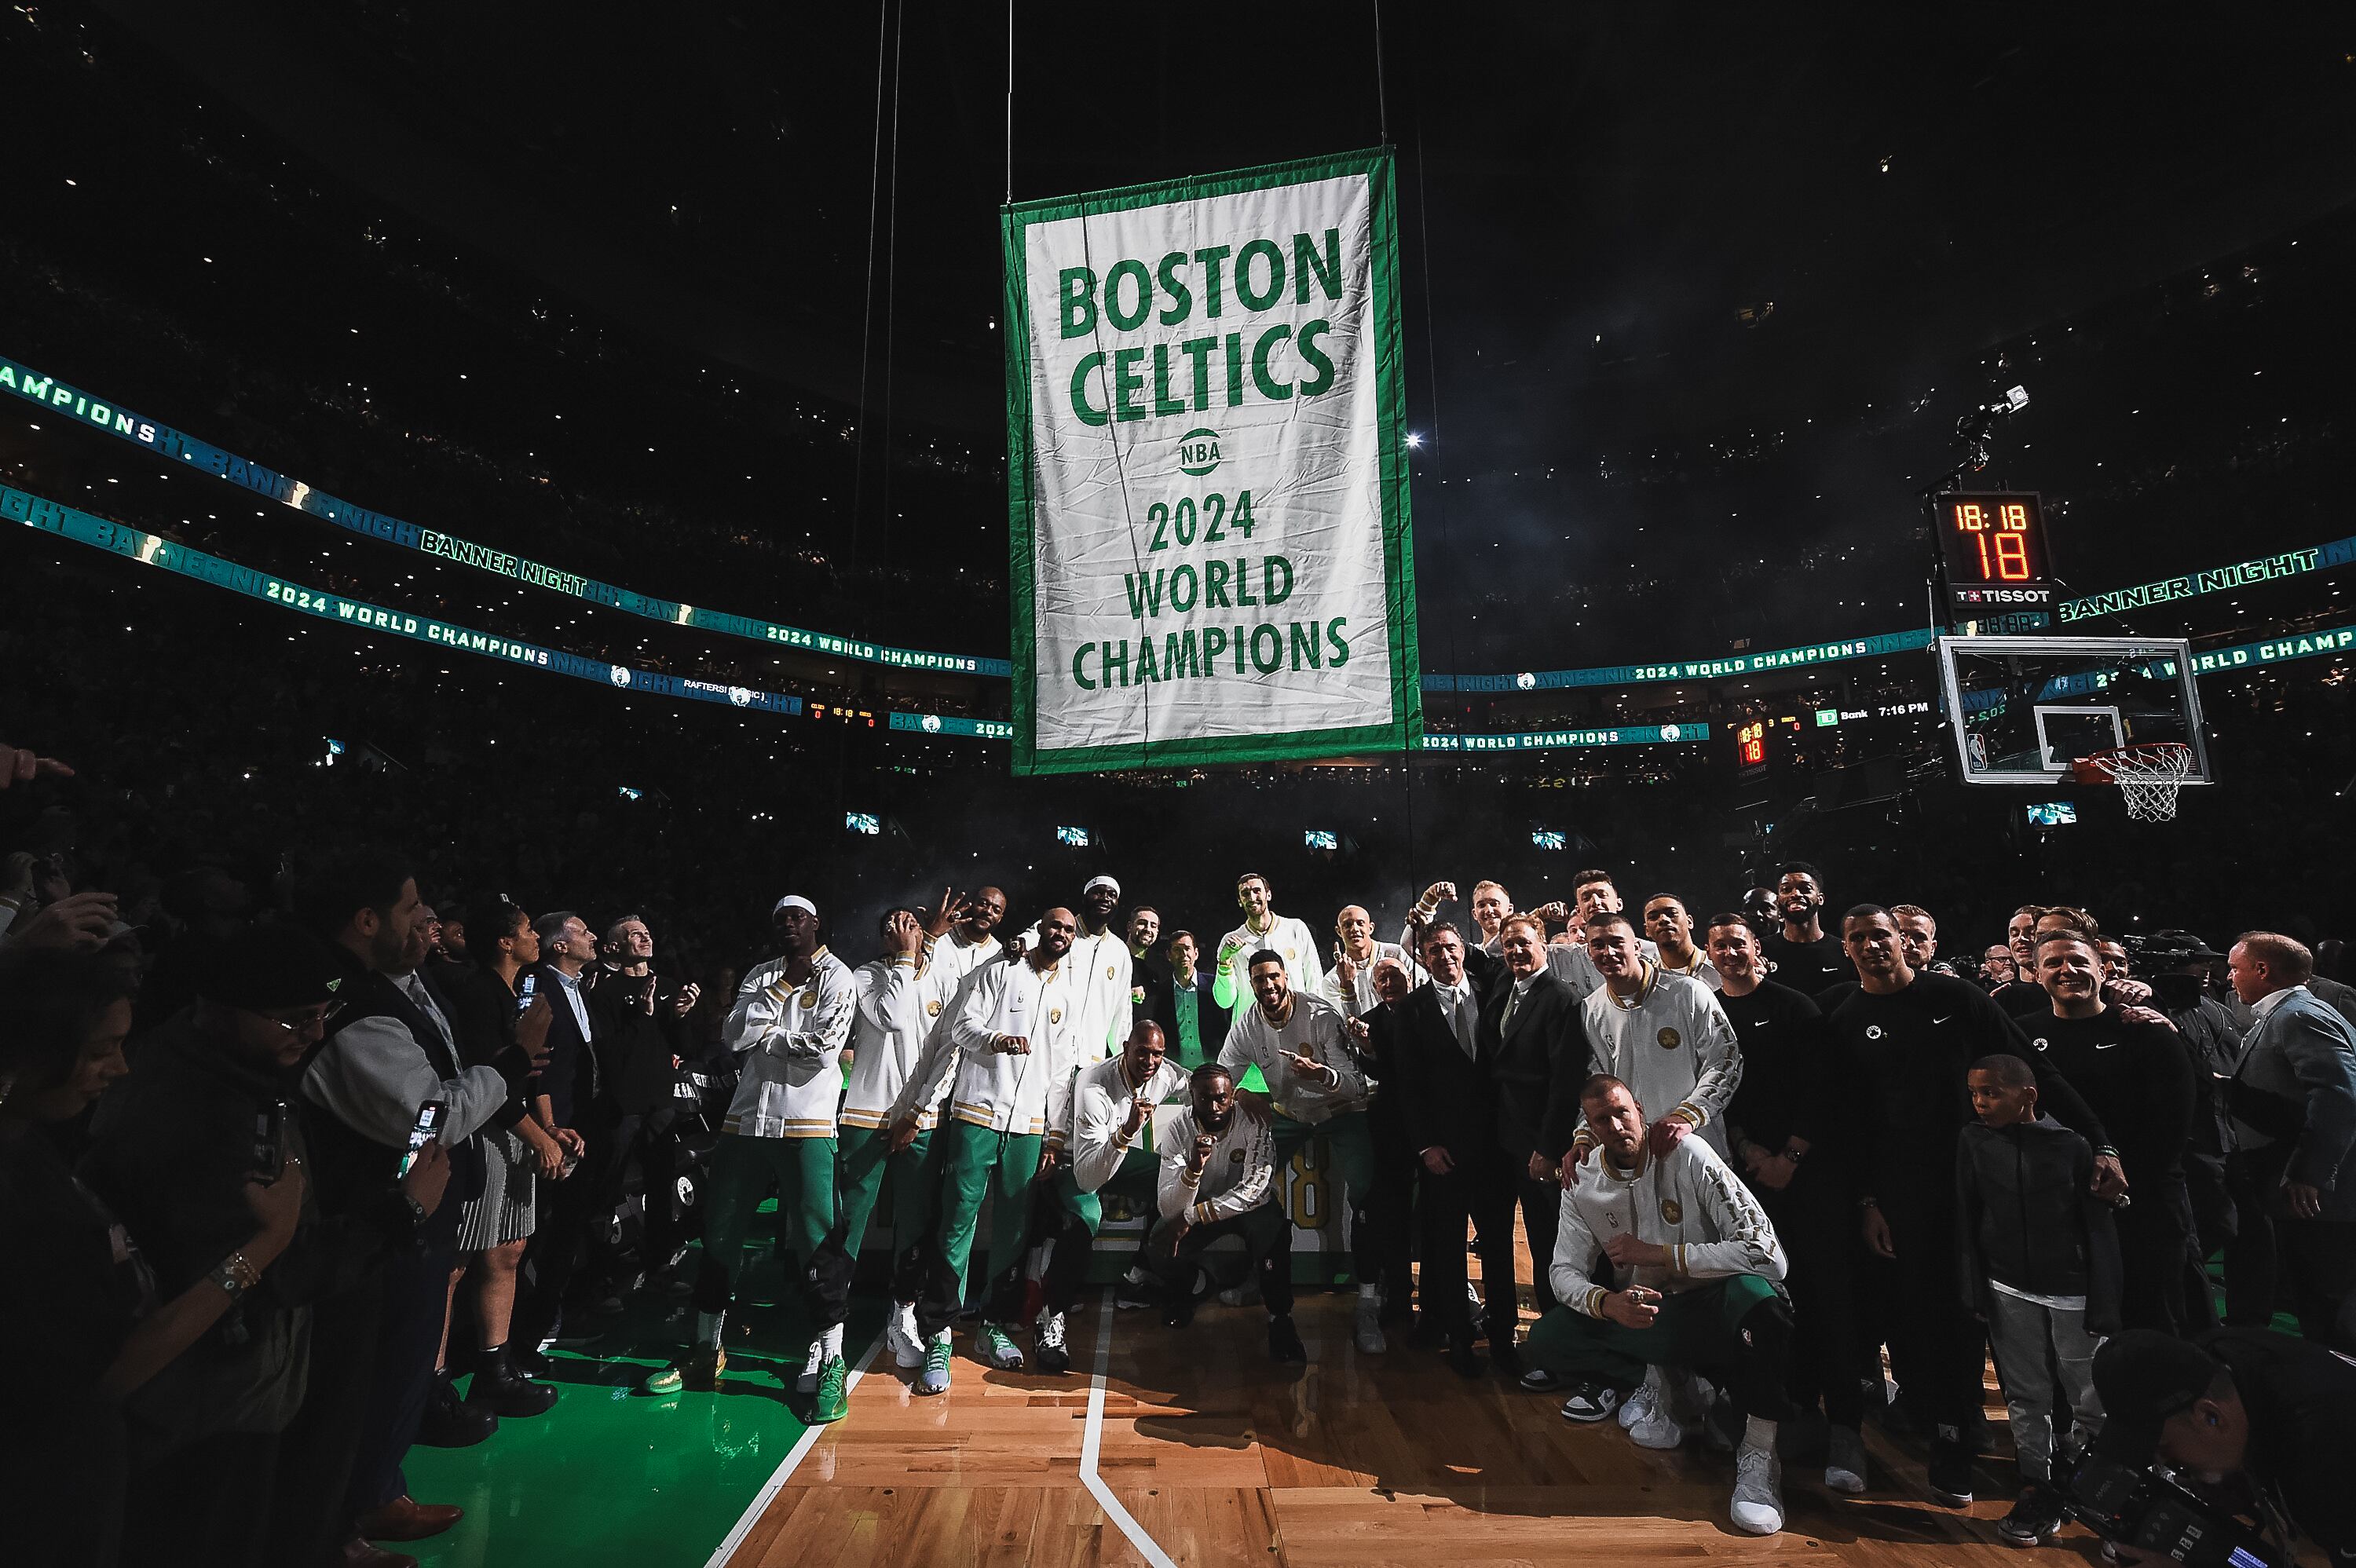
646, 896, 855, 1415
1524, 1076, 1793, 1537
1147, 1063, 1302, 1362
1211, 872, 1319, 1030
927, 887, 1008, 992
1127, 906, 1169, 1030
1220, 952, 1382, 1351
1022, 877, 1131, 1070
1831, 905, 2121, 1508
2024, 930, 2204, 1334
80, 924, 419, 1565
1761, 864, 1848, 999
298, 853, 544, 1555
1033, 1020, 1188, 1371
1644, 894, 1720, 992
888, 908, 1080, 1392
1707, 912, 1866, 1496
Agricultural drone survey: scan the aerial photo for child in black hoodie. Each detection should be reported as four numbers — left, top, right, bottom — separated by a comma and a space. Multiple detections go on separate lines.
1956, 1052, 2122, 1548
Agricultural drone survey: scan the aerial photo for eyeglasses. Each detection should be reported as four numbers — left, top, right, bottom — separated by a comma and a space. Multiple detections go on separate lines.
254, 1003, 344, 1036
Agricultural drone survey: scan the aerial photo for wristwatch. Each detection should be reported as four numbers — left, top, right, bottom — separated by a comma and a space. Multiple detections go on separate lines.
209, 1251, 260, 1299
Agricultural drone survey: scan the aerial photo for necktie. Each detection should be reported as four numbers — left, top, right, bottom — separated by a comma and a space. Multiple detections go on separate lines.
1453, 989, 1476, 1058
404, 974, 453, 1051
1503, 986, 1521, 1031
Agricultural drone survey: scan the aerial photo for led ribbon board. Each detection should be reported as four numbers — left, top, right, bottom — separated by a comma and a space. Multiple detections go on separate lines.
1003, 148, 1421, 773
2, 484, 804, 716
10, 352, 2350, 693
1425, 630, 1941, 694
0, 355, 1004, 676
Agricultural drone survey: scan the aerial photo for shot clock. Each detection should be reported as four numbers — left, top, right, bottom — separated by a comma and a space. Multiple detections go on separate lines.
1936, 492, 2054, 627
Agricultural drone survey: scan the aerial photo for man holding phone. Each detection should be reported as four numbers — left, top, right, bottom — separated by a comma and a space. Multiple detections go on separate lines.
81, 921, 458, 1566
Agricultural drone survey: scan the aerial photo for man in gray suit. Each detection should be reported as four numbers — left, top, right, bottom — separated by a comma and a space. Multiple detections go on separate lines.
2226, 931, 2356, 1349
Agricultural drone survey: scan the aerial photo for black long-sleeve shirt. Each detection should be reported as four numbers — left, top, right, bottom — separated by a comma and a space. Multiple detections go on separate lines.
2019, 1007, 2196, 1191
1827, 970, 2109, 1214
1719, 979, 1828, 1155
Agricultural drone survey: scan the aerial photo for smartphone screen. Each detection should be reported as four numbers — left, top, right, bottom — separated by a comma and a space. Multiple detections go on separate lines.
399, 1100, 448, 1177
251, 1101, 287, 1183
515, 971, 537, 1017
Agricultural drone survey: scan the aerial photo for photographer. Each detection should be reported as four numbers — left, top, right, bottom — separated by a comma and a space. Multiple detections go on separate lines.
2091, 1329, 2356, 1566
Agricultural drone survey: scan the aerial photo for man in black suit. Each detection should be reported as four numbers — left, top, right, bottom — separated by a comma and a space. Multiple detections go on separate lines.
507, 912, 605, 1357
1152, 930, 1230, 1069
1387, 921, 1519, 1376
1478, 914, 1591, 1336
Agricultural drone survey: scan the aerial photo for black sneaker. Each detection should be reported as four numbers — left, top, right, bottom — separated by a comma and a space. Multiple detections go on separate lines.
1445, 1335, 1482, 1379
1487, 1334, 1524, 1380
1926, 1443, 1976, 1508
1162, 1296, 1196, 1329
1997, 1482, 2063, 1548
1268, 1315, 1308, 1364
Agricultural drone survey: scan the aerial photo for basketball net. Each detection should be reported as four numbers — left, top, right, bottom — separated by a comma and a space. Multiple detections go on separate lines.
2071, 743, 2195, 823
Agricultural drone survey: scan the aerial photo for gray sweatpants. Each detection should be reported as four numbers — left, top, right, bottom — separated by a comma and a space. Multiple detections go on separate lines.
1985, 1288, 2105, 1482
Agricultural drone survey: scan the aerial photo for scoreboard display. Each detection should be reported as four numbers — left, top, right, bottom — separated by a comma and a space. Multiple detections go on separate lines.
1937, 492, 2054, 625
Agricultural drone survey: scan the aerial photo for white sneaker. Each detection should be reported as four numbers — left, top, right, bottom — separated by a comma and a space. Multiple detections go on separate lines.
1626, 1396, 1686, 1450
1353, 1296, 1387, 1354
1729, 1446, 1785, 1535
1825, 1424, 1868, 1495
1034, 1309, 1072, 1375
1619, 1365, 1665, 1431
1216, 1280, 1261, 1307
796, 1337, 825, 1394
887, 1301, 923, 1369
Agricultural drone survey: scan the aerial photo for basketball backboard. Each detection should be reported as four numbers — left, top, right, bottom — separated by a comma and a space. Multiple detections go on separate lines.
1935, 634, 2212, 788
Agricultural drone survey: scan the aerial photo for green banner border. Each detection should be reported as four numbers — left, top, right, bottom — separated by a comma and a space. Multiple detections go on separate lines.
1002, 147, 1421, 776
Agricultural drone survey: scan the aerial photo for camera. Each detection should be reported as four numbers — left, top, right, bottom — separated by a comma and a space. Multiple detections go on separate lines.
2060, 1453, 2283, 1568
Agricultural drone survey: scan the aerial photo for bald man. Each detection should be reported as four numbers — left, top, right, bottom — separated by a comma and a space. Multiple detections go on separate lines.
1321, 903, 1425, 1017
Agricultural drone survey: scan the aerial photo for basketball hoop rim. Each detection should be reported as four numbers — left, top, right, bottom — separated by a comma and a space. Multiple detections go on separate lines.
2069, 740, 2197, 787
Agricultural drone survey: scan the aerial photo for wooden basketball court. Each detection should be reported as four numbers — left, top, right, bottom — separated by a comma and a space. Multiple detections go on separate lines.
723, 1256, 2054, 1568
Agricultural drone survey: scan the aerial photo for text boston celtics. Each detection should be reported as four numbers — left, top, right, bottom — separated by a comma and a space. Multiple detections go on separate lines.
1055, 227, 1355, 693
1054, 229, 1345, 426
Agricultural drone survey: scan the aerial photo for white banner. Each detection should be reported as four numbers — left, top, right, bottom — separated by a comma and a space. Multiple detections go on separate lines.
1004, 149, 1419, 775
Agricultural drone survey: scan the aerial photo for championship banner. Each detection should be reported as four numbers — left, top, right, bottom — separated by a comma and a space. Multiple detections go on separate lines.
1003, 148, 1420, 775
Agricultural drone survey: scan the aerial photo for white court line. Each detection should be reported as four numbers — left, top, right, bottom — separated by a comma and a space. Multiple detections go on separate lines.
701, 1331, 886, 1568
1081, 1292, 1180, 1568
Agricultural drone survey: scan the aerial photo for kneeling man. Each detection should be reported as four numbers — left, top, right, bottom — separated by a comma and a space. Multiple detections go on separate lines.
1525, 1074, 1793, 1535
1146, 1063, 1305, 1363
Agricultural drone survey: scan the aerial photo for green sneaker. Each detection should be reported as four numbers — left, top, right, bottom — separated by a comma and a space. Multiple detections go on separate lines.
810, 1354, 849, 1423
978, 1321, 1025, 1370
917, 1332, 953, 1395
